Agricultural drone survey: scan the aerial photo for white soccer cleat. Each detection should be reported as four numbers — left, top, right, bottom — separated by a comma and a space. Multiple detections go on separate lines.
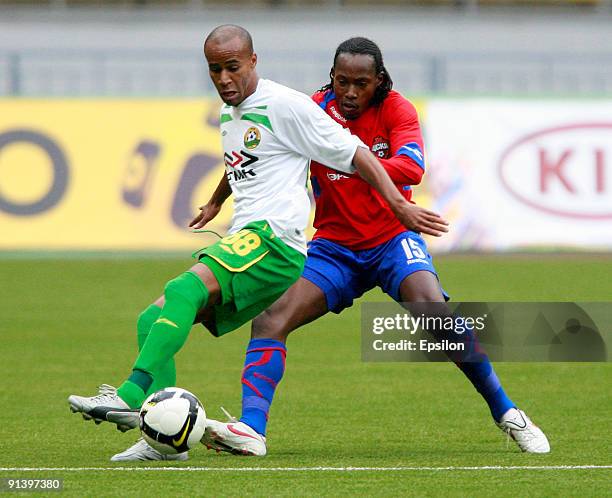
106, 409, 140, 432
202, 412, 267, 457
68, 384, 136, 431
110, 438, 189, 462
497, 408, 550, 453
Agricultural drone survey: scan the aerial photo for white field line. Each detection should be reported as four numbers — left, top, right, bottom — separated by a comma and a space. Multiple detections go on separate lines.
0, 465, 610, 472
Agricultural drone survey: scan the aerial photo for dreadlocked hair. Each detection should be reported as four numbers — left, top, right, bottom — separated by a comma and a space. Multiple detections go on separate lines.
320, 37, 393, 106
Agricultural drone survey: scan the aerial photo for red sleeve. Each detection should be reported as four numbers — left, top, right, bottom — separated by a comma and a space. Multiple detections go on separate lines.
311, 91, 325, 105
378, 94, 425, 185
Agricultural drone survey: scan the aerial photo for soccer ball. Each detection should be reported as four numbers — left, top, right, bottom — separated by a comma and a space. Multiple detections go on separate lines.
139, 387, 207, 455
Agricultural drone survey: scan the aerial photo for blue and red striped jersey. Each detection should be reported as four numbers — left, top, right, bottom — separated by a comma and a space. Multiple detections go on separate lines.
310, 89, 426, 250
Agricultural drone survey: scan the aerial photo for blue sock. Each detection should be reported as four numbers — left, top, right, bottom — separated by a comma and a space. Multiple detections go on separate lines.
239, 338, 286, 436
456, 361, 515, 422
449, 324, 515, 422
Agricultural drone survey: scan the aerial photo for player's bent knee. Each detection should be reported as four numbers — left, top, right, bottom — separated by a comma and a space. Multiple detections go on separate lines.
399, 271, 445, 302
163, 272, 210, 311
408, 291, 445, 302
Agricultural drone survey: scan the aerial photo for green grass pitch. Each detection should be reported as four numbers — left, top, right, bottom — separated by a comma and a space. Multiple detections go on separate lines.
0, 255, 610, 496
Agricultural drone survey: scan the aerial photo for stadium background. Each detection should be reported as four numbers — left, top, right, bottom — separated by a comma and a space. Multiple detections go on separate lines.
2, 0, 612, 252
0, 2, 610, 497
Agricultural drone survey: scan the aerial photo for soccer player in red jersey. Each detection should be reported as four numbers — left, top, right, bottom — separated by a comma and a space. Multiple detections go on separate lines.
204, 37, 550, 456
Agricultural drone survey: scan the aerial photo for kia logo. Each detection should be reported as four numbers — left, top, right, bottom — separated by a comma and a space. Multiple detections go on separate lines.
498, 123, 612, 220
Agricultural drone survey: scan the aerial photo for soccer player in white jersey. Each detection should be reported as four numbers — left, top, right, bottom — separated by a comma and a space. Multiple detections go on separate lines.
67, 24, 449, 461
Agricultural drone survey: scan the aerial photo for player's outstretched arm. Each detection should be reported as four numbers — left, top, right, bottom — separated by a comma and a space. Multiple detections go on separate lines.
189, 173, 232, 229
352, 147, 449, 237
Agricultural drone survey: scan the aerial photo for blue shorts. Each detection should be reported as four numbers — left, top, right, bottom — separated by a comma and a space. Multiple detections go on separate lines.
302, 231, 447, 313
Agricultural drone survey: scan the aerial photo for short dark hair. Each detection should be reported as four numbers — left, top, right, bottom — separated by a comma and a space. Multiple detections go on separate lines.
205, 24, 254, 54
320, 37, 393, 106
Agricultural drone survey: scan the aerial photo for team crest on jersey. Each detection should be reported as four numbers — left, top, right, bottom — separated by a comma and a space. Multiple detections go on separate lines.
244, 127, 261, 150
372, 136, 390, 159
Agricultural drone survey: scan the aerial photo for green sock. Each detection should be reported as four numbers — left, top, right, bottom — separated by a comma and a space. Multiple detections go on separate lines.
136, 305, 162, 351
117, 271, 209, 408
136, 304, 176, 396
147, 361, 176, 396
116, 380, 147, 409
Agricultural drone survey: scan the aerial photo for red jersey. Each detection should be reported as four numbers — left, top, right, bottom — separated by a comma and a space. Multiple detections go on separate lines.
310, 89, 426, 250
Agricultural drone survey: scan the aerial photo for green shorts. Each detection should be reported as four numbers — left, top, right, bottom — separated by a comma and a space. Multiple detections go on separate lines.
193, 220, 305, 337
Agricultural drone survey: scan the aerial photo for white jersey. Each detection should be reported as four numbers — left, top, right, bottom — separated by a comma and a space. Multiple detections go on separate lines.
220, 78, 363, 254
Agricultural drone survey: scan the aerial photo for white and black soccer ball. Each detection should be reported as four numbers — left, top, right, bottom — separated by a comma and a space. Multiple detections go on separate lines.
139, 387, 207, 455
